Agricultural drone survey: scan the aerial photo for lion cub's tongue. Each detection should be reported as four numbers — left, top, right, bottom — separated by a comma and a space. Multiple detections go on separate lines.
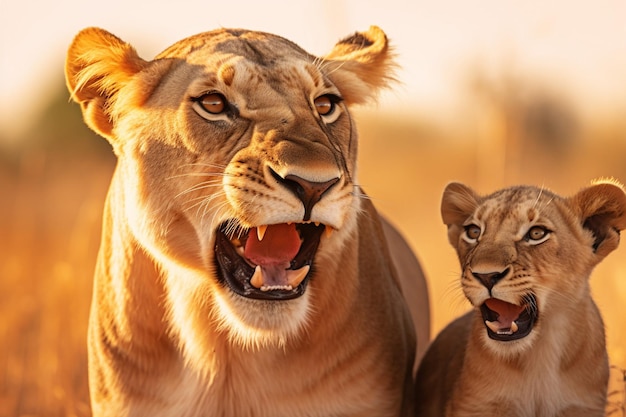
244, 223, 303, 289
484, 298, 525, 330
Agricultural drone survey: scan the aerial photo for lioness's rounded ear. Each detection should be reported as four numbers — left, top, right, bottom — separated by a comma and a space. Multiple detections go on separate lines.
569, 179, 626, 258
65, 27, 147, 140
322, 26, 397, 105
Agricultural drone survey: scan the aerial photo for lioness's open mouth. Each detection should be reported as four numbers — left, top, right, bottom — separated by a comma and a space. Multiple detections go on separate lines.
214, 221, 327, 300
480, 294, 538, 341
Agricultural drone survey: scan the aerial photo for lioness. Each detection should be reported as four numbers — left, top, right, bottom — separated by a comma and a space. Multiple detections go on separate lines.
415, 180, 626, 417
65, 26, 430, 416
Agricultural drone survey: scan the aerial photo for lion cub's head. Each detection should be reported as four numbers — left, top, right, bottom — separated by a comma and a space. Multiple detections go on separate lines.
65, 27, 395, 349
441, 180, 626, 355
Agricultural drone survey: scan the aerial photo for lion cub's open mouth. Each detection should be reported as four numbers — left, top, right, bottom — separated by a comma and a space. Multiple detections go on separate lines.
480, 295, 538, 341
214, 221, 328, 300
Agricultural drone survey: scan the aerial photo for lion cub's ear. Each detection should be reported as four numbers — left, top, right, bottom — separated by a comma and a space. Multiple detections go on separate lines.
441, 182, 480, 246
65, 27, 148, 142
569, 180, 626, 259
322, 26, 396, 105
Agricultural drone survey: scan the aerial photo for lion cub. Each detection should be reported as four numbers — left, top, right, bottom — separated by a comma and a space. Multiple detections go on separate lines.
415, 180, 626, 417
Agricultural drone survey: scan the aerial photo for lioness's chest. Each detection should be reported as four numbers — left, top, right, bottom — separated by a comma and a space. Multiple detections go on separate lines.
168, 353, 402, 417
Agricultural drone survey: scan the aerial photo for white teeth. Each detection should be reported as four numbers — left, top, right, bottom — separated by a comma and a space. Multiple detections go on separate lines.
256, 225, 268, 241
485, 320, 519, 335
250, 265, 310, 291
250, 266, 264, 289
261, 284, 293, 292
287, 265, 310, 288
485, 320, 500, 333
254, 222, 333, 241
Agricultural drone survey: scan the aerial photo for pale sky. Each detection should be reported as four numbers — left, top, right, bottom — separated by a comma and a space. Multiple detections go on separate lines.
1, 0, 626, 139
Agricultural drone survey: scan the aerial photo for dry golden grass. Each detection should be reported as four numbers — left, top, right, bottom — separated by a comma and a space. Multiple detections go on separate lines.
0, 151, 112, 417
1, 106, 624, 415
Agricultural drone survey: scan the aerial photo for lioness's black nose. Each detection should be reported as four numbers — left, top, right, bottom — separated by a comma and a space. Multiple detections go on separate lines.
279, 174, 339, 221
472, 268, 510, 290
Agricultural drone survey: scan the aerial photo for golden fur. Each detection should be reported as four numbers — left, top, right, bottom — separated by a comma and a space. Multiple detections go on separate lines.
65, 26, 429, 417
415, 180, 626, 417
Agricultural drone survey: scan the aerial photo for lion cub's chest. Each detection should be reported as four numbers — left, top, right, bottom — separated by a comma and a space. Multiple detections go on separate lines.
457, 338, 581, 417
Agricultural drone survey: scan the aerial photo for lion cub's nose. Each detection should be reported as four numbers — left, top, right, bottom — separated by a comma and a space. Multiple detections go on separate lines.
279, 174, 339, 221
471, 268, 510, 290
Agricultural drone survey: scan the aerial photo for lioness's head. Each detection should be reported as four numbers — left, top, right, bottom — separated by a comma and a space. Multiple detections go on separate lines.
66, 27, 395, 348
441, 180, 626, 355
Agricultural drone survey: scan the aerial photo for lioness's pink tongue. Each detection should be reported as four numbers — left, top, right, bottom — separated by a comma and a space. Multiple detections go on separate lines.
485, 298, 525, 327
244, 223, 301, 266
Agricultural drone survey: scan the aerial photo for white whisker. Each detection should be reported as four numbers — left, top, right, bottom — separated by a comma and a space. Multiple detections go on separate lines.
178, 162, 229, 170
351, 186, 370, 201
441, 274, 469, 314
167, 172, 227, 180
175, 181, 223, 199
532, 187, 544, 210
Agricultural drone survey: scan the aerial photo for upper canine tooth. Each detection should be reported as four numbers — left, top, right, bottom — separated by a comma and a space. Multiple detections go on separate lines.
256, 225, 268, 241
324, 226, 334, 239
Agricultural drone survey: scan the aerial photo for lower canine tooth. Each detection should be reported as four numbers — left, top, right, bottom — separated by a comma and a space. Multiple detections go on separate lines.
511, 321, 519, 333
287, 265, 310, 288
485, 320, 499, 333
250, 266, 263, 288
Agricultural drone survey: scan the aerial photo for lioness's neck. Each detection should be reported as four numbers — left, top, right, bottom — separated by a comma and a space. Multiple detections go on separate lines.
93, 178, 174, 348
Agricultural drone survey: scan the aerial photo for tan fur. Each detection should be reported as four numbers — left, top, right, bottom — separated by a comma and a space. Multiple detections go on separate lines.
65, 26, 429, 417
415, 180, 626, 417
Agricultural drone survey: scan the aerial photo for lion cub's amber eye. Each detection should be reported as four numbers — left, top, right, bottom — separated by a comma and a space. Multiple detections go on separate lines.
197, 92, 227, 114
464, 224, 481, 241
526, 226, 549, 242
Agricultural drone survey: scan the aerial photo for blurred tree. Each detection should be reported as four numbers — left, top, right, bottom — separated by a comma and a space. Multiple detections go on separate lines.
13, 80, 113, 156
1, 78, 115, 175
468, 66, 580, 188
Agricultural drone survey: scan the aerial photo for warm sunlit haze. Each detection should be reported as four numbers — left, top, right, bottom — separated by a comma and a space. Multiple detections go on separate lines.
1, 1, 625, 415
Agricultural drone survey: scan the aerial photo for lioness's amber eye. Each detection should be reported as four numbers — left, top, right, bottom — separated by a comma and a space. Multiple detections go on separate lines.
464, 224, 481, 240
526, 226, 548, 241
314, 95, 334, 115
198, 93, 226, 114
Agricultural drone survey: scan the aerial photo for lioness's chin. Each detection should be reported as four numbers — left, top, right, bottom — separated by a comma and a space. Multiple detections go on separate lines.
208, 218, 336, 347
213, 289, 311, 349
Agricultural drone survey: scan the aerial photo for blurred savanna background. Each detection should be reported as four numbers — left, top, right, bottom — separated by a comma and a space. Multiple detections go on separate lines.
1, 1, 625, 416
